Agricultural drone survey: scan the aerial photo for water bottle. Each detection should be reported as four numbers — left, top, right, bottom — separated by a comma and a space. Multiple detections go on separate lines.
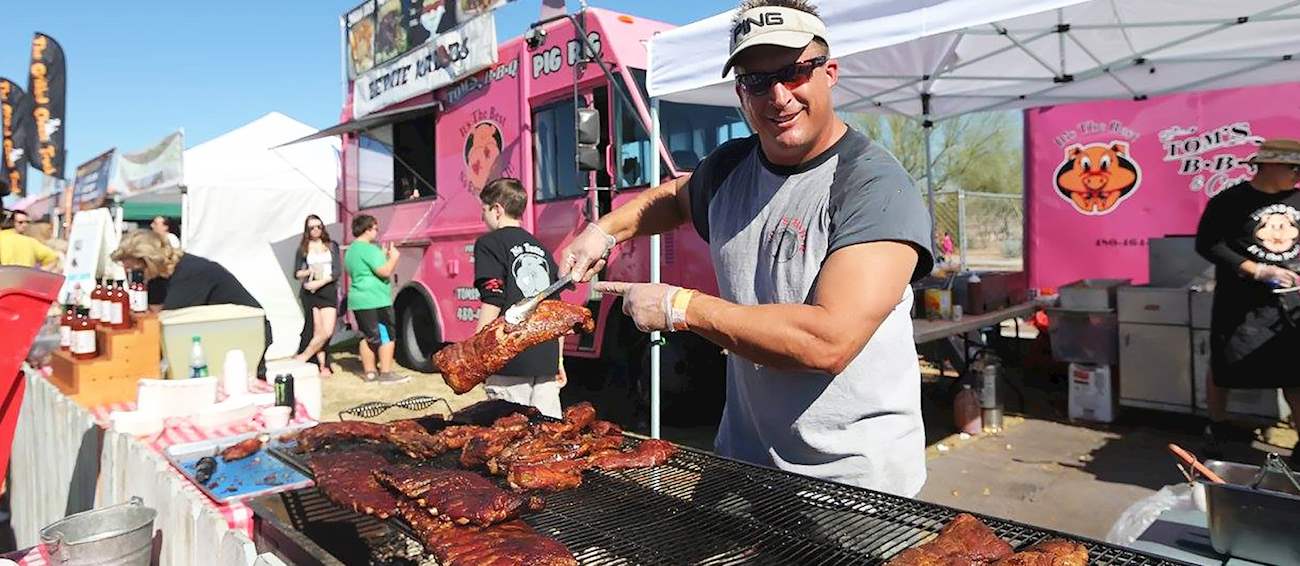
189, 336, 210, 378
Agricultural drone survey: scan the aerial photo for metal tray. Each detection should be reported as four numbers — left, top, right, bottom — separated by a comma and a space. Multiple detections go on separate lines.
163, 424, 316, 505
1201, 457, 1300, 565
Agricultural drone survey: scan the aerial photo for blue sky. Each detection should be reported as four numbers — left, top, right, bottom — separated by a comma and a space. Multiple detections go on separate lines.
0, 0, 729, 196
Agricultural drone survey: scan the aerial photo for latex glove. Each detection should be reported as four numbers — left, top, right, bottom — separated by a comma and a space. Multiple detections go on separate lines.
1253, 264, 1300, 288
594, 281, 680, 333
559, 223, 617, 282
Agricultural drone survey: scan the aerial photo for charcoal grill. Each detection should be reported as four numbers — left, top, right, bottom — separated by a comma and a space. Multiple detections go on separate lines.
256, 416, 1190, 566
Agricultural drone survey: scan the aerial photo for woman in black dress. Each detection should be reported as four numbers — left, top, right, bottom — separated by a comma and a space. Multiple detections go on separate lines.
292, 215, 341, 376
1194, 138, 1300, 462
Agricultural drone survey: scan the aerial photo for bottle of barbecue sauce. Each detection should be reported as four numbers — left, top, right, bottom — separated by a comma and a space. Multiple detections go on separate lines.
70, 307, 98, 360
59, 303, 76, 351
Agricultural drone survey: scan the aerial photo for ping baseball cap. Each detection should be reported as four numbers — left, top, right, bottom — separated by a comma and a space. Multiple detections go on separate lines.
722, 6, 828, 77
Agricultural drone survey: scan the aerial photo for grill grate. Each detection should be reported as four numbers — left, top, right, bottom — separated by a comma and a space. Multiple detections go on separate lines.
268, 420, 1190, 566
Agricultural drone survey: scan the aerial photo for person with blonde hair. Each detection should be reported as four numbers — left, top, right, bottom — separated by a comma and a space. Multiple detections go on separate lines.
112, 229, 272, 379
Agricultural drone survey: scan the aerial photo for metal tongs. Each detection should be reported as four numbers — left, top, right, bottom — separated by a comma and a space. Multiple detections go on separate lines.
1252, 453, 1300, 493
503, 273, 576, 325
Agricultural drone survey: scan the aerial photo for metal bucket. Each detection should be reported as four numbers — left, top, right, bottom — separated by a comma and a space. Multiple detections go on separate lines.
40, 497, 157, 566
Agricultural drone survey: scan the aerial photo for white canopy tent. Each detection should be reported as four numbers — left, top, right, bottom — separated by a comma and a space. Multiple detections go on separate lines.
178, 112, 341, 360
643, 0, 1300, 437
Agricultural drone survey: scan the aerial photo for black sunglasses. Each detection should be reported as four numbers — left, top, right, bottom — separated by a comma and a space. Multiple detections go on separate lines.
735, 56, 828, 97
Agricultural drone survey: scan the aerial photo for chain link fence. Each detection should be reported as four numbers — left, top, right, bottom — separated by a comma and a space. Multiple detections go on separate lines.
926, 190, 1023, 271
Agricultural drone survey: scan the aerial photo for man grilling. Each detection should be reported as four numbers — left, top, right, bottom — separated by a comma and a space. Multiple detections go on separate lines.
559, 0, 934, 496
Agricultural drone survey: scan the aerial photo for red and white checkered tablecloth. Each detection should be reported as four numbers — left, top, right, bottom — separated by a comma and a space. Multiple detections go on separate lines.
90, 380, 316, 538
3, 546, 44, 566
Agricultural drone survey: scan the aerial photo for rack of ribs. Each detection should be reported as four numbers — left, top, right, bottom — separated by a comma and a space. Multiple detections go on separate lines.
435, 301, 594, 395
506, 459, 589, 492
396, 500, 577, 566
374, 466, 542, 527
993, 540, 1088, 566
451, 399, 541, 425
296, 421, 388, 452
308, 450, 401, 519
459, 413, 534, 469
588, 439, 677, 471
887, 513, 1014, 565
435, 425, 491, 450
383, 420, 447, 460
220, 437, 263, 462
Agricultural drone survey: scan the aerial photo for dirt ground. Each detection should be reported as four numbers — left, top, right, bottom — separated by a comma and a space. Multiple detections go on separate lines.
318, 350, 486, 422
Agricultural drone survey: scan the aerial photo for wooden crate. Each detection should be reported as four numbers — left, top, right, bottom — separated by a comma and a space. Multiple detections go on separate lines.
47, 313, 162, 408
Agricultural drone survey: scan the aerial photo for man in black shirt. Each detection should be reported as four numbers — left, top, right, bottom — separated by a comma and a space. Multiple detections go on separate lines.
1194, 138, 1300, 463
472, 178, 565, 417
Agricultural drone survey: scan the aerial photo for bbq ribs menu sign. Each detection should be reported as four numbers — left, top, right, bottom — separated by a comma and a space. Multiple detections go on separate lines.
351, 13, 497, 118
346, 0, 466, 80
29, 33, 67, 179
1025, 82, 1300, 289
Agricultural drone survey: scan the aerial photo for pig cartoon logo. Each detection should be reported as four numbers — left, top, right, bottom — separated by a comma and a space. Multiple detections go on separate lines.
463, 120, 504, 196
1054, 141, 1142, 215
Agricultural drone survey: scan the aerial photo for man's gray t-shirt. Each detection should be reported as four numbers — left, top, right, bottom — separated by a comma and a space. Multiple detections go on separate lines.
688, 128, 934, 497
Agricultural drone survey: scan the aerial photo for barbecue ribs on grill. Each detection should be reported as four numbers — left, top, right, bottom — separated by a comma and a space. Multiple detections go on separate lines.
308, 449, 401, 519
296, 421, 388, 452
588, 439, 677, 470
295, 419, 450, 460
374, 466, 541, 527
396, 500, 578, 566
993, 539, 1088, 566
435, 301, 594, 395
451, 399, 542, 425
221, 437, 263, 462
507, 459, 588, 492
887, 513, 1014, 565
383, 420, 446, 460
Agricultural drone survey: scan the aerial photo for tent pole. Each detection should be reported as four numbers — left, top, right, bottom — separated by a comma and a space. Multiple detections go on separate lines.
649, 98, 662, 440
180, 185, 189, 249
921, 94, 938, 261
958, 177, 967, 270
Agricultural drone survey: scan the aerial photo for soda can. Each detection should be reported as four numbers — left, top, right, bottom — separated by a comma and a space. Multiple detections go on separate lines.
274, 374, 296, 418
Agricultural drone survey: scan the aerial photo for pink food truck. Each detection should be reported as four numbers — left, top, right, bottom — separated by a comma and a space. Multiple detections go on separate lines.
332, 6, 747, 418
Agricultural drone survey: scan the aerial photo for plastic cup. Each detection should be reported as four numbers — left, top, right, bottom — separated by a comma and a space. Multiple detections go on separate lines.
261, 406, 292, 430
223, 349, 249, 396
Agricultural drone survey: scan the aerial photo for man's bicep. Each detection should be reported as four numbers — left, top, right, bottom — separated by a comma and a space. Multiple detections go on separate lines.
812, 241, 918, 325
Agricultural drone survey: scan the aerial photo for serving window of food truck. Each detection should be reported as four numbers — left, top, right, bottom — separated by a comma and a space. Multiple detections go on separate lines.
357, 115, 438, 209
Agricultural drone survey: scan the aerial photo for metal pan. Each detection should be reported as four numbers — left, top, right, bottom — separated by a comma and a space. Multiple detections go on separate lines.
1200, 457, 1300, 565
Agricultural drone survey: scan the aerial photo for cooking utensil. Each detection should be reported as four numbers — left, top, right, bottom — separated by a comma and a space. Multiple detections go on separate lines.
1167, 443, 1226, 484
503, 273, 575, 325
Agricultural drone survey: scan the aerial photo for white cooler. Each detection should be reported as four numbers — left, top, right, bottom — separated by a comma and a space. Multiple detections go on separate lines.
159, 304, 265, 380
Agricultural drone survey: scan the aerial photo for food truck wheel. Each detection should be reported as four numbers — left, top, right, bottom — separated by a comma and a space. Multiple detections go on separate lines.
396, 295, 440, 373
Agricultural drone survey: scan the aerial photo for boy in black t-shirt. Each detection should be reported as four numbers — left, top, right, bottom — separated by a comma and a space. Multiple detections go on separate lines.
472, 178, 566, 417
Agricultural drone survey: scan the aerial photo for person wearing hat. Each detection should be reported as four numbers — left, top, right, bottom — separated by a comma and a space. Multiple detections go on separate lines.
1195, 138, 1300, 464
559, 0, 933, 496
